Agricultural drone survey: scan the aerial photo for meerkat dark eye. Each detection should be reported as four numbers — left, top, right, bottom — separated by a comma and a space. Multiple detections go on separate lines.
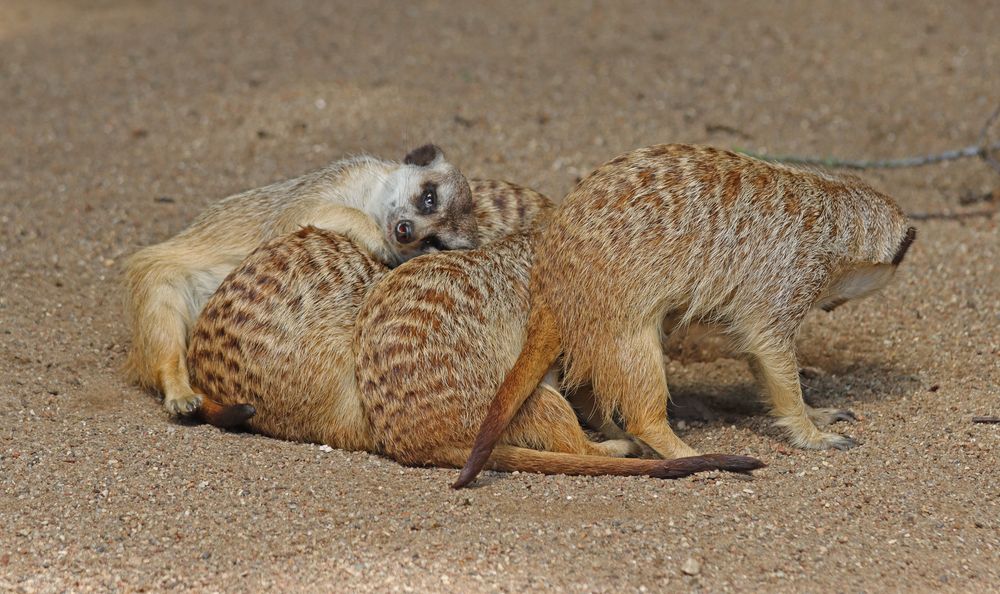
420, 185, 438, 214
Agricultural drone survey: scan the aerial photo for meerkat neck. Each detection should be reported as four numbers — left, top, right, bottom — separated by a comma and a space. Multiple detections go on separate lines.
319, 156, 396, 218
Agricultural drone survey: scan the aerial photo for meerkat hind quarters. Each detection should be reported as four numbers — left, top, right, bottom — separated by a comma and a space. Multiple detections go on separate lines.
455, 143, 915, 488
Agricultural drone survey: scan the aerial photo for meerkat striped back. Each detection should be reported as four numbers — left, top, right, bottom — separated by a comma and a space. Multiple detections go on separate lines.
353, 234, 534, 464
468, 179, 554, 243
541, 144, 912, 379
188, 227, 387, 449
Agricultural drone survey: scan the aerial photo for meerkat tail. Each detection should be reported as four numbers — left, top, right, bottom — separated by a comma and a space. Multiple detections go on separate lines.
444, 446, 763, 485
892, 226, 917, 266
197, 397, 256, 429
454, 303, 562, 488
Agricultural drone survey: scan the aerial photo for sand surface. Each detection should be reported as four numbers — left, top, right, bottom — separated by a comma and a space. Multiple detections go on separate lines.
1, 1, 998, 592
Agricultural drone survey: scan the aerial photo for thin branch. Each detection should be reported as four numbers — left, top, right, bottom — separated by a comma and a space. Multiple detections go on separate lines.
735, 105, 1000, 173
906, 209, 995, 222
972, 416, 1000, 424
737, 139, 1000, 170
976, 105, 1000, 147
977, 105, 1000, 175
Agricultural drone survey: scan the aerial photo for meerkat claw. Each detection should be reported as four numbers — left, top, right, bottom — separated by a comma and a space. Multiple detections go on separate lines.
830, 409, 858, 423
165, 393, 203, 416
815, 432, 859, 451
807, 407, 858, 427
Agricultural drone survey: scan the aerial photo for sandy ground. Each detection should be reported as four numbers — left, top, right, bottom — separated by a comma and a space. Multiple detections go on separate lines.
1, 1, 998, 592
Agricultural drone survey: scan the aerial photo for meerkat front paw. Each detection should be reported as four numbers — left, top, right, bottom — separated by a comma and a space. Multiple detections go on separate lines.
164, 391, 203, 415
364, 240, 399, 267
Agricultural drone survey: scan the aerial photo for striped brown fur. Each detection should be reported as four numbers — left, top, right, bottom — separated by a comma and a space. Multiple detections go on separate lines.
188, 180, 764, 481
186, 179, 552, 448
457, 143, 914, 487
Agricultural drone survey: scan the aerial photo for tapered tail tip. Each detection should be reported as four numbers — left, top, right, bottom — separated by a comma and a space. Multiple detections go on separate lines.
653, 453, 766, 479
703, 453, 767, 473
452, 463, 480, 489
209, 403, 256, 428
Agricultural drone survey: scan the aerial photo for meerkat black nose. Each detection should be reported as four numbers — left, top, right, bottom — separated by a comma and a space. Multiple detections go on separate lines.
394, 220, 415, 243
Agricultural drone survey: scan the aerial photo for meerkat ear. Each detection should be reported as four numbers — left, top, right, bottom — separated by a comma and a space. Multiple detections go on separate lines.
404, 144, 445, 167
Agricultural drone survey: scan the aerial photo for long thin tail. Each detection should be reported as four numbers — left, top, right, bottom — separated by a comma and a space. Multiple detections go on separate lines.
447, 446, 764, 484
197, 396, 256, 429
453, 303, 563, 488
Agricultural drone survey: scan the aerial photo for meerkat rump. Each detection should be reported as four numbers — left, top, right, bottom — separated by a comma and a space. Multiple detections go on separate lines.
187, 182, 764, 480
455, 143, 916, 488
125, 144, 477, 417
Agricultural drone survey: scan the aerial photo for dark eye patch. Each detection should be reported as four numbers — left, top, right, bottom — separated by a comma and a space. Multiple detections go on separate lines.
421, 235, 448, 251
418, 183, 438, 214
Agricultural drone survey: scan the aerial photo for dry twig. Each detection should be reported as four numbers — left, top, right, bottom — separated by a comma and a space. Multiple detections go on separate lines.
737, 105, 1000, 174
972, 416, 1000, 424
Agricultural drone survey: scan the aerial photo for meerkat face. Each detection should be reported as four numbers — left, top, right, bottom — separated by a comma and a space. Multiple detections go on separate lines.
379, 144, 479, 262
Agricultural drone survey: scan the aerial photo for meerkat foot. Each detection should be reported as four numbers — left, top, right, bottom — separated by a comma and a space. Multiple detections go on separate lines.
638, 434, 700, 459
803, 432, 858, 450
806, 406, 858, 428
670, 442, 701, 458
630, 436, 665, 460
164, 391, 203, 415
596, 439, 641, 458
628, 428, 700, 459
776, 415, 858, 450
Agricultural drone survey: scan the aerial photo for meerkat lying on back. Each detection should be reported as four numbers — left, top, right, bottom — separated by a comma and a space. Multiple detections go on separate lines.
187, 183, 763, 480
124, 144, 477, 417
456, 144, 915, 487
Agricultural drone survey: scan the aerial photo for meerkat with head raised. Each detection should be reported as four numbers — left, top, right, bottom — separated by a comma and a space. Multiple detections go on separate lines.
125, 144, 477, 417
456, 144, 915, 487
187, 182, 763, 481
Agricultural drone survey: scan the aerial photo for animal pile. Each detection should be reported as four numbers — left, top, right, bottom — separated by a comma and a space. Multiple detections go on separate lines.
124, 143, 915, 487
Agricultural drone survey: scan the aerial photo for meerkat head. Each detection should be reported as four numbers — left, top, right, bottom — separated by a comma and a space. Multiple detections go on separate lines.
378, 144, 479, 262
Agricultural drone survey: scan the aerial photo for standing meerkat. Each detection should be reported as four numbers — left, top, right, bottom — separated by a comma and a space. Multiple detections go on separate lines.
455, 143, 915, 488
187, 183, 763, 480
125, 144, 477, 417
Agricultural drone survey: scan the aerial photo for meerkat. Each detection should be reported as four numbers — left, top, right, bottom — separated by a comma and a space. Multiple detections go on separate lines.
455, 143, 915, 488
187, 184, 763, 481
186, 179, 553, 444
125, 144, 477, 417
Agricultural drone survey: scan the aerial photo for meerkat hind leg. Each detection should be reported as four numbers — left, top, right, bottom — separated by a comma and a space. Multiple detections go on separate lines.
749, 344, 857, 450
591, 326, 699, 459
510, 384, 639, 458
566, 384, 632, 441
